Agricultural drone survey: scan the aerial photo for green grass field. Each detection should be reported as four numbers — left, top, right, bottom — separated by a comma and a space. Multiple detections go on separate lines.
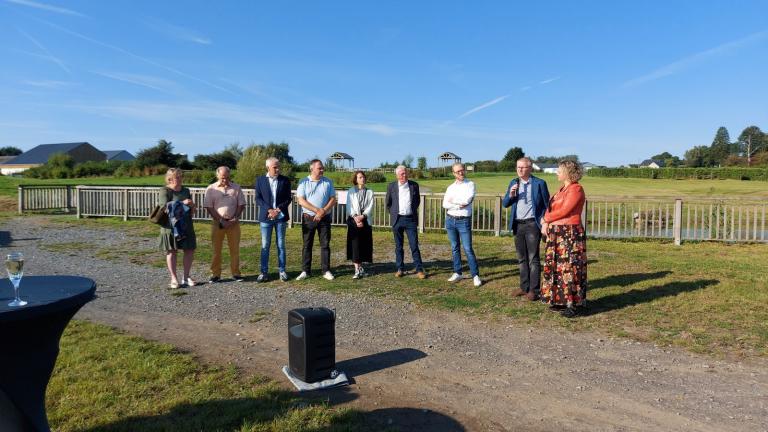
4, 171, 766, 201
47, 216, 768, 359
47, 320, 361, 431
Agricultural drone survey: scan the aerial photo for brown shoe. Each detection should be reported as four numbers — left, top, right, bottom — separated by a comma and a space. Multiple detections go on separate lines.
394, 270, 404, 278
416, 271, 427, 279
513, 289, 526, 297
526, 292, 540, 301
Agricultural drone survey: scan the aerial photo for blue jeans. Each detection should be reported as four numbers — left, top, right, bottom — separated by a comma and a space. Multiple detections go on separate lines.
260, 219, 287, 274
392, 215, 424, 272
446, 216, 479, 277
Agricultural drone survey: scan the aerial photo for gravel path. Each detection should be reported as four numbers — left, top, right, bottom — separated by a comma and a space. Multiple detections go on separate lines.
2, 216, 767, 432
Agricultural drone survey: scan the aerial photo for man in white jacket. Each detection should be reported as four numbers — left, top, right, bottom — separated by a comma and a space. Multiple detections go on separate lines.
442, 162, 482, 287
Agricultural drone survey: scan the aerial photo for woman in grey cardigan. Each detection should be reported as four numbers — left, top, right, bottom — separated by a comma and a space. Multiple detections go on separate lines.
346, 170, 374, 278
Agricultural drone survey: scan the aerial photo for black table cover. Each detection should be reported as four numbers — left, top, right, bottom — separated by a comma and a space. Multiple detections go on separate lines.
0, 276, 96, 432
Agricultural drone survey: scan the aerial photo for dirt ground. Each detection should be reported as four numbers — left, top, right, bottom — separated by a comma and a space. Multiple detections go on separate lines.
77, 300, 768, 432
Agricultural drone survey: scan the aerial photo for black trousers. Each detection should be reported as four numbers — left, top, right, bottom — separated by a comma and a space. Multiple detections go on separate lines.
302, 214, 331, 273
515, 220, 542, 294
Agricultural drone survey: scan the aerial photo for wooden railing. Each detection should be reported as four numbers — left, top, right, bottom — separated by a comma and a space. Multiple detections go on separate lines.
17, 185, 768, 243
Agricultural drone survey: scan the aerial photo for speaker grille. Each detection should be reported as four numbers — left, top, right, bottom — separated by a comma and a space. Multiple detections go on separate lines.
288, 308, 335, 382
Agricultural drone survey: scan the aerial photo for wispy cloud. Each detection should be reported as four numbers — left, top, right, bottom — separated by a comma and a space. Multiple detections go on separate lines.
92, 71, 180, 95
16, 28, 70, 74
624, 30, 768, 87
36, 18, 234, 95
539, 76, 560, 85
22, 79, 75, 89
5, 0, 85, 17
457, 95, 510, 119
144, 18, 212, 45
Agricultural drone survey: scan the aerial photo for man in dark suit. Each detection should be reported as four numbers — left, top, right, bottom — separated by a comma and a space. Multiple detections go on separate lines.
385, 165, 426, 279
255, 157, 292, 282
502, 157, 550, 300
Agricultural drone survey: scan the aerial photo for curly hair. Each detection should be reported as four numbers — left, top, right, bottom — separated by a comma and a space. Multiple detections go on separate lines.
558, 160, 583, 182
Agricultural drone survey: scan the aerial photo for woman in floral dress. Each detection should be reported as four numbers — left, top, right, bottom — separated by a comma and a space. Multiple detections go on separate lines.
540, 160, 587, 318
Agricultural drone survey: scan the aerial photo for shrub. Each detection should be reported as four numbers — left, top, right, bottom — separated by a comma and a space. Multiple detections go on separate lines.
586, 167, 768, 181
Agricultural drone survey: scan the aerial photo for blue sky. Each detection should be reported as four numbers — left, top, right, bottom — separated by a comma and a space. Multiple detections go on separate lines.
1, 1, 767, 167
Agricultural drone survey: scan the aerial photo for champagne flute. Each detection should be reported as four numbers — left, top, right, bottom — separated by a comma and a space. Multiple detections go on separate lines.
6, 252, 27, 307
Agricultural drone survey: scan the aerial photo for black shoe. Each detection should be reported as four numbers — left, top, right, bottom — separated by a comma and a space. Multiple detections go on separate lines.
232, 275, 245, 282
560, 307, 578, 318
256, 273, 268, 283
209, 276, 221, 283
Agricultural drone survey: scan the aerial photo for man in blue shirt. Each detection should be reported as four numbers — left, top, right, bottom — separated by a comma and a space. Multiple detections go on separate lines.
295, 159, 337, 281
502, 157, 550, 300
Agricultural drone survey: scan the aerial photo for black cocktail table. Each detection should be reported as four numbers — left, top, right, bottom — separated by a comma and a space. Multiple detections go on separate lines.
0, 276, 96, 432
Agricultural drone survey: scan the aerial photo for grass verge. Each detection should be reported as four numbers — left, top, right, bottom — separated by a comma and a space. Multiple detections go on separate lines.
47, 320, 361, 432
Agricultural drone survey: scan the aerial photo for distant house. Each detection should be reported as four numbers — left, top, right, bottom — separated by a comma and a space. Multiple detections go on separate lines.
103, 150, 135, 162
581, 162, 599, 171
639, 159, 665, 169
0, 142, 105, 175
533, 163, 558, 174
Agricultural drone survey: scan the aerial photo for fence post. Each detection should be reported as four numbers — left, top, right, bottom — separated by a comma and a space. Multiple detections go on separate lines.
582, 199, 588, 234
287, 201, 293, 228
76, 187, 82, 219
123, 188, 129, 221
494, 195, 501, 236
17, 186, 24, 214
673, 198, 683, 245
418, 193, 425, 233
66, 186, 73, 212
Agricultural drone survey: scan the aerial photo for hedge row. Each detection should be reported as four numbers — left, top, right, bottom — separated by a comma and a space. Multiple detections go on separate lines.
586, 167, 768, 181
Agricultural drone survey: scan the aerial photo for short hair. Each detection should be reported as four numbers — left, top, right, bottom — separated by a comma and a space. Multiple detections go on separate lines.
309, 159, 323, 168
165, 168, 183, 185
452, 162, 465, 172
216, 166, 230, 176
395, 165, 407, 175
351, 170, 367, 186
558, 160, 583, 182
516, 157, 533, 167
265, 157, 279, 168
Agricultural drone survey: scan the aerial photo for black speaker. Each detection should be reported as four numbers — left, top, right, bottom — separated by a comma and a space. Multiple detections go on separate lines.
288, 307, 336, 383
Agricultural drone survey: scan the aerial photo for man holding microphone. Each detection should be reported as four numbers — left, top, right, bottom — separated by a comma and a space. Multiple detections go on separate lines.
502, 157, 550, 300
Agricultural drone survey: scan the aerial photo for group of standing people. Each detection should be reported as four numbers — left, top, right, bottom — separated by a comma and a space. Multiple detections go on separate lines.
156, 156, 588, 317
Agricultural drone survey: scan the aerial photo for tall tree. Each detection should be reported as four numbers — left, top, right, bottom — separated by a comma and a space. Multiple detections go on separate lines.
499, 147, 525, 171
402, 154, 414, 168
417, 156, 427, 171
684, 146, 711, 167
235, 142, 295, 185
737, 126, 765, 166
135, 139, 179, 168
709, 126, 731, 166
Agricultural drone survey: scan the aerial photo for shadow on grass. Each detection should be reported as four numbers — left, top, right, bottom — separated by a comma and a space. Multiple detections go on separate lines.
337, 348, 427, 378
81, 394, 464, 432
589, 271, 672, 290
584, 279, 720, 316
80, 394, 361, 432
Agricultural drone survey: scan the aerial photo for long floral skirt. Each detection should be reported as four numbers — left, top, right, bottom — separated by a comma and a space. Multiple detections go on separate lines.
541, 224, 587, 307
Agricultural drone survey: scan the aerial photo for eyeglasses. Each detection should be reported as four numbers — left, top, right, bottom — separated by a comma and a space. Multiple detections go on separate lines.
453, 170, 465, 174
516, 166, 532, 170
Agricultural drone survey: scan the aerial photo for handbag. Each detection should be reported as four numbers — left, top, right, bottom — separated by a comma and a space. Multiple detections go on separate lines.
150, 187, 174, 225
149, 205, 169, 225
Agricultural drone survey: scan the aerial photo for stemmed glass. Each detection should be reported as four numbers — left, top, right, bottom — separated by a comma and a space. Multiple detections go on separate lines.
5, 252, 27, 307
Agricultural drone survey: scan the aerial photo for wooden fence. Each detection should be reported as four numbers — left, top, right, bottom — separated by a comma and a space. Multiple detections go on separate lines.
17, 185, 768, 243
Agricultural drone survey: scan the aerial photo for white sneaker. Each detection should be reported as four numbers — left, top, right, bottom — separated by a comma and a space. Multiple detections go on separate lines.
447, 273, 462, 283
352, 269, 360, 280
279, 271, 289, 281
296, 271, 308, 281
323, 271, 335, 281
473, 275, 482, 287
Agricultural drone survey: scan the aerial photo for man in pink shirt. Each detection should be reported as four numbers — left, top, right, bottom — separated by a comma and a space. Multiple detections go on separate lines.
204, 166, 246, 282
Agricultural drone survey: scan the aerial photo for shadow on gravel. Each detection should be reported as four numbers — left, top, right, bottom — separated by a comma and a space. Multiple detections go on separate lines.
0, 231, 9, 247
360, 407, 466, 432
589, 271, 672, 290
337, 348, 427, 378
584, 279, 719, 316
